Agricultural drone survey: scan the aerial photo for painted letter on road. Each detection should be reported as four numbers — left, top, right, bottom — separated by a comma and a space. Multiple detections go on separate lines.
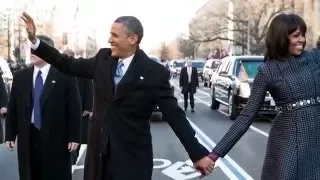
153, 159, 172, 169
161, 160, 200, 180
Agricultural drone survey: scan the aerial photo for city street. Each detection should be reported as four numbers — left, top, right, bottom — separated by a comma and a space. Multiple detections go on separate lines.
0, 77, 273, 180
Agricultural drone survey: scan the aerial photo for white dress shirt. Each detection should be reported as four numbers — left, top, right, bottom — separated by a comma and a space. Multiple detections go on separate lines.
31, 64, 51, 123
118, 54, 134, 76
30, 38, 41, 50
187, 66, 192, 83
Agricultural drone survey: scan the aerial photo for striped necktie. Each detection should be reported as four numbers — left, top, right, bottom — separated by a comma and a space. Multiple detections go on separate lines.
114, 60, 124, 86
33, 70, 43, 129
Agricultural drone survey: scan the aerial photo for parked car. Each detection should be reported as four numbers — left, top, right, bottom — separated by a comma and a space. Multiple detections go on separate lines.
210, 56, 277, 120
169, 60, 185, 76
149, 56, 175, 121
191, 60, 205, 81
203, 59, 221, 87
209, 62, 222, 89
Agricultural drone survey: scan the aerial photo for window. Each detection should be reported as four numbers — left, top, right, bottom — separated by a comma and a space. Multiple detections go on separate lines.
211, 61, 221, 70
225, 61, 232, 72
173, 61, 185, 67
192, 62, 204, 68
235, 58, 264, 79
220, 60, 230, 73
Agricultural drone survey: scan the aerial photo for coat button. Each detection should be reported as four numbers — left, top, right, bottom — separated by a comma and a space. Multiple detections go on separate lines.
100, 128, 104, 133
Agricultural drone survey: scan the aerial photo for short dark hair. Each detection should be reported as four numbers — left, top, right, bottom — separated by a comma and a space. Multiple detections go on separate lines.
264, 13, 307, 61
114, 16, 144, 44
63, 49, 75, 57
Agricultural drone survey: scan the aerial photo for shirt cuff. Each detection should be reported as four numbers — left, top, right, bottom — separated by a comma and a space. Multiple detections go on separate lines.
30, 38, 40, 50
208, 151, 220, 162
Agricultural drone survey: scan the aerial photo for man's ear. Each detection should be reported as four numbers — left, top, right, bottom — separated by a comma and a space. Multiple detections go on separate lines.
129, 34, 139, 45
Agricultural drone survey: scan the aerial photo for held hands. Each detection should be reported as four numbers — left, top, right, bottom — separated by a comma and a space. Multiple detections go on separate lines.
194, 156, 215, 178
21, 12, 37, 43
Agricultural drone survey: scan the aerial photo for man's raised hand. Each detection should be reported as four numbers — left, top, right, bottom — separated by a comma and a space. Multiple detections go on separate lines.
21, 12, 37, 44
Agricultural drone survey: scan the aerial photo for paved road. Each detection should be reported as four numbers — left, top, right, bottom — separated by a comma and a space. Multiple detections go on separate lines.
0, 77, 274, 180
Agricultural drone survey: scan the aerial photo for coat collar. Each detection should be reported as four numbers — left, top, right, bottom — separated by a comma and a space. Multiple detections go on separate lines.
40, 66, 58, 107
99, 48, 151, 102
114, 48, 151, 101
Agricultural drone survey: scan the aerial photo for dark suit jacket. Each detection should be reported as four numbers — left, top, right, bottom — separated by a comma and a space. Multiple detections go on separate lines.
179, 67, 199, 94
0, 76, 8, 108
0, 76, 8, 143
76, 77, 93, 144
5, 66, 82, 180
77, 77, 93, 112
32, 41, 209, 180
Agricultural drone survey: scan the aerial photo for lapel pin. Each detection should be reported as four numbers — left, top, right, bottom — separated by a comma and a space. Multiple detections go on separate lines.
140, 76, 144, 80
52, 80, 56, 83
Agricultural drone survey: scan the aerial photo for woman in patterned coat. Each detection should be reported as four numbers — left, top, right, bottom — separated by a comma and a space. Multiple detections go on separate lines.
209, 14, 320, 180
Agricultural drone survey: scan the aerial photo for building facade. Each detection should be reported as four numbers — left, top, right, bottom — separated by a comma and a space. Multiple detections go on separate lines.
190, 0, 320, 57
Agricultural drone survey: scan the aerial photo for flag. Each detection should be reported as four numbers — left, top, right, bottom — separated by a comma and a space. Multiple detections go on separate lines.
238, 62, 249, 82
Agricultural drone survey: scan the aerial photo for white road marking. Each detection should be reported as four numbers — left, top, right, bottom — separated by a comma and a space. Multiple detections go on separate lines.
191, 119, 254, 180
173, 83, 269, 137
196, 135, 239, 179
72, 165, 84, 171
173, 90, 253, 179
249, 126, 269, 137
161, 161, 202, 180
194, 95, 209, 98
72, 145, 87, 173
177, 99, 201, 104
70, 144, 233, 179
153, 159, 172, 169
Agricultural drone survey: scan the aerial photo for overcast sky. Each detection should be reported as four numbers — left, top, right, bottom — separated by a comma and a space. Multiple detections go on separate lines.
2, 0, 208, 53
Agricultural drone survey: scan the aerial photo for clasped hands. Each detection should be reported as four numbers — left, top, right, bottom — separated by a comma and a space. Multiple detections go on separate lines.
194, 152, 217, 178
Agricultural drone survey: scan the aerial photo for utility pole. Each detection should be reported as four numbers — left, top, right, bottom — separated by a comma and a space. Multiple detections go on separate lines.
247, 22, 250, 55
6, 14, 11, 59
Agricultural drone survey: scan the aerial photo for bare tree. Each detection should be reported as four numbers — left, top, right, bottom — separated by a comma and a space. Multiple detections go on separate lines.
189, 0, 293, 55
176, 35, 195, 59
36, 21, 55, 37
0, 16, 12, 58
0, 35, 8, 57
159, 42, 169, 60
